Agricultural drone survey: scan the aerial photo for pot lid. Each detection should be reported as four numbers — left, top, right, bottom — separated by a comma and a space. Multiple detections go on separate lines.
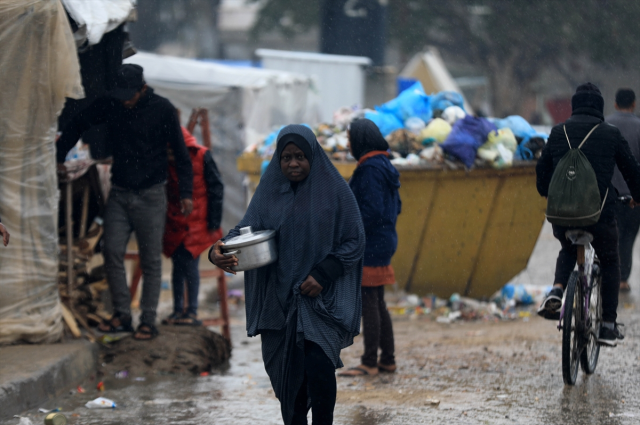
223, 226, 276, 249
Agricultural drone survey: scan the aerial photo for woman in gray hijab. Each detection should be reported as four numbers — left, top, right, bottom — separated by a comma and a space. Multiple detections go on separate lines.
210, 124, 365, 425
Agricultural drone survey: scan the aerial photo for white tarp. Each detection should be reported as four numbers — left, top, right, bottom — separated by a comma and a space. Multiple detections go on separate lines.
62, 0, 135, 45
123, 52, 320, 231
0, 0, 84, 344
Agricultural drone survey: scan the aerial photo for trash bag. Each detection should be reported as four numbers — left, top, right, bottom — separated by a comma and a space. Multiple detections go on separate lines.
420, 118, 452, 144
404, 117, 427, 135
364, 110, 404, 137
376, 81, 432, 123
441, 116, 497, 168
441, 105, 466, 125
477, 128, 518, 169
489, 115, 548, 145
431, 91, 465, 113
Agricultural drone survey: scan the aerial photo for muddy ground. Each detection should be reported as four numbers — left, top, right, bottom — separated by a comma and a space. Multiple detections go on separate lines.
5, 223, 640, 424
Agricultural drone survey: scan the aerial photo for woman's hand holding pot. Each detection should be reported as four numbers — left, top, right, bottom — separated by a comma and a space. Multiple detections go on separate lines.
210, 240, 237, 275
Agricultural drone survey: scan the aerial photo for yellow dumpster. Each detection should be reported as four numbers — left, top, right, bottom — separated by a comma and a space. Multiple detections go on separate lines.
237, 154, 546, 299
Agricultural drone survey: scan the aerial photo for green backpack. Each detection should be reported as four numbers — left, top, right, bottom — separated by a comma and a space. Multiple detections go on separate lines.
545, 124, 608, 227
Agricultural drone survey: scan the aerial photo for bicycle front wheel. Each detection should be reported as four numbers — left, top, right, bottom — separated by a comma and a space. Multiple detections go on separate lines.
580, 263, 601, 374
562, 271, 581, 385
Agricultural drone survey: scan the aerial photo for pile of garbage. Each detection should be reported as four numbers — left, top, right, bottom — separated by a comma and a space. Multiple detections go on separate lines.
244, 82, 548, 170
387, 283, 552, 323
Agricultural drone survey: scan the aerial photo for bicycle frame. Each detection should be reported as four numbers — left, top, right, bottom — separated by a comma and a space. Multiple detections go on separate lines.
558, 243, 594, 331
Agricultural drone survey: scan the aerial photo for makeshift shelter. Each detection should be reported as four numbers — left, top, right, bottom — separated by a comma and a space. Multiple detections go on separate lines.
0, 0, 84, 344
123, 52, 320, 231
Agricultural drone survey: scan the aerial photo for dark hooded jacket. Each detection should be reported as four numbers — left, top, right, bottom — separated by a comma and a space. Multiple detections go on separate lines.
349, 155, 401, 266
536, 85, 640, 221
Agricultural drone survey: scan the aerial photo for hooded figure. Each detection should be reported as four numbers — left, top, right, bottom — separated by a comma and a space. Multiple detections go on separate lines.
536, 83, 640, 345
340, 118, 401, 377
210, 124, 365, 424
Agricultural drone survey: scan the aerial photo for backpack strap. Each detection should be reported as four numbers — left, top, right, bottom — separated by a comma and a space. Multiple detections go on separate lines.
563, 124, 600, 150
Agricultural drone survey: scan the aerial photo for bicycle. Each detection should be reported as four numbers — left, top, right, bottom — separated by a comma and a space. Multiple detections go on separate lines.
559, 229, 602, 385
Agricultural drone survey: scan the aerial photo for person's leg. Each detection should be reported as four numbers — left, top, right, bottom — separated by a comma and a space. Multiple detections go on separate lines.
590, 219, 620, 324
130, 184, 167, 327
552, 224, 578, 289
538, 225, 576, 318
185, 249, 201, 316
360, 286, 380, 368
290, 374, 309, 425
377, 286, 396, 368
171, 245, 188, 315
102, 189, 134, 320
304, 340, 336, 425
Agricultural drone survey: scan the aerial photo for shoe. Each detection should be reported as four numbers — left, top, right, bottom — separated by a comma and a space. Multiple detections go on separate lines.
537, 287, 563, 320
597, 325, 622, 347
615, 323, 625, 341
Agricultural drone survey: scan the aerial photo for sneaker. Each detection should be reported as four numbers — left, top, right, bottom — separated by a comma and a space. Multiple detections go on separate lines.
537, 287, 563, 320
597, 325, 621, 347
615, 323, 625, 341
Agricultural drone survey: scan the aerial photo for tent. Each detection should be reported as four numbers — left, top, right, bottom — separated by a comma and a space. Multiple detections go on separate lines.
123, 52, 320, 231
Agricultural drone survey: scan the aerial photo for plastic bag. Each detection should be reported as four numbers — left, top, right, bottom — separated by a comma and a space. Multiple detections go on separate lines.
489, 115, 548, 145
477, 128, 517, 169
431, 91, 465, 113
364, 110, 404, 137
85, 397, 117, 409
441, 116, 497, 168
376, 81, 432, 123
404, 117, 426, 135
420, 118, 452, 144
441, 105, 466, 125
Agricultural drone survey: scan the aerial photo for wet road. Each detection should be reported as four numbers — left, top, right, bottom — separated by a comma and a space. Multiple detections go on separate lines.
6, 223, 640, 424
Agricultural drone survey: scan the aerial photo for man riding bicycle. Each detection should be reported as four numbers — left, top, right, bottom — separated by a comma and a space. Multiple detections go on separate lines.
536, 83, 640, 346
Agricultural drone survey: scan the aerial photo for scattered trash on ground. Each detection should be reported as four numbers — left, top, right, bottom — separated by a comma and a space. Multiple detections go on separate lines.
386, 283, 551, 323
96, 381, 105, 391
14, 417, 34, 425
44, 412, 67, 425
85, 397, 116, 409
115, 370, 129, 379
37, 408, 61, 414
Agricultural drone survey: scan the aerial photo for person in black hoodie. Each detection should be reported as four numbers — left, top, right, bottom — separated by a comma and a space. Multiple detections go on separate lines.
536, 83, 640, 346
339, 118, 401, 376
57, 64, 193, 341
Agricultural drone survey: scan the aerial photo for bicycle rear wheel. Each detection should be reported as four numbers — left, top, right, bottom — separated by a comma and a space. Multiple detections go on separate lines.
562, 271, 581, 385
580, 263, 601, 374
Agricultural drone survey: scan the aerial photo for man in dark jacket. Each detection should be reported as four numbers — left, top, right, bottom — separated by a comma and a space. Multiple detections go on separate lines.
536, 83, 640, 346
606, 89, 640, 293
57, 64, 193, 340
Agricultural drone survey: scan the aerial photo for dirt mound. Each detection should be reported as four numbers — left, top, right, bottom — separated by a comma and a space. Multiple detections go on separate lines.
99, 326, 231, 377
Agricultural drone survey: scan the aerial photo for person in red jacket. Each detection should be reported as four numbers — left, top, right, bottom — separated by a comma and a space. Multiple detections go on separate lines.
163, 127, 223, 325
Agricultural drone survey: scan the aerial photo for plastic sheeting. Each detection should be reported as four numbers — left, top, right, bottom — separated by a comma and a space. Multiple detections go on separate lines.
0, 0, 84, 344
61, 0, 135, 46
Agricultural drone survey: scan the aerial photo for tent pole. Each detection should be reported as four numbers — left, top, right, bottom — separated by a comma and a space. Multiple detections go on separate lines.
66, 181, 74, 293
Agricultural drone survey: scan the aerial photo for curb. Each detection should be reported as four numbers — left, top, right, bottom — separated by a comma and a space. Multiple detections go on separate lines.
0, 340, 98, 419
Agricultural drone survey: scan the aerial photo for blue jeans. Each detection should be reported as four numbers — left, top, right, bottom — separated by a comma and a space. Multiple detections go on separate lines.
171, 244, 200, 316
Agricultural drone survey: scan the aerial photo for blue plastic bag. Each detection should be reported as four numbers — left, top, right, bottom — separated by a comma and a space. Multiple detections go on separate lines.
489, 115, 548, 144
364, 110, 404, 137
376, 81, 432, 123
441, 115, 497, 168
430, 91, 465, 113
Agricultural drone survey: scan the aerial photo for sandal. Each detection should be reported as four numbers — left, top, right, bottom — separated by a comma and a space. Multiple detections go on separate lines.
378, 363, 397, 373
338, 366, 378, 377
97, 313, 133, 333
620, 282, 631, 293
176, 313, 202, 326
162, 312, 182, 325
133, 323, 159, 341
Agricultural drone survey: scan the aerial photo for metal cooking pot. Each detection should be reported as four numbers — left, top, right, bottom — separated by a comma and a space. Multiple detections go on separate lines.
221, 226, 278, 271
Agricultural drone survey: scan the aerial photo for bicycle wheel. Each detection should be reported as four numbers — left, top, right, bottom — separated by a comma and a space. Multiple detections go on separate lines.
562, 271, 581, 385
580, 263, 601, 374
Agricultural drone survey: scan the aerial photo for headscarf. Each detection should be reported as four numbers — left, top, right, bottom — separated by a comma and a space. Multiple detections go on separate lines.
278, 133, 313, 165
348, 118, 390, 160
223, 124, 365, 425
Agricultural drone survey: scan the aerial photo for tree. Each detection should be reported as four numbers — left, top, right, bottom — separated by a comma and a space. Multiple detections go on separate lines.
251, 0, 640, 116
